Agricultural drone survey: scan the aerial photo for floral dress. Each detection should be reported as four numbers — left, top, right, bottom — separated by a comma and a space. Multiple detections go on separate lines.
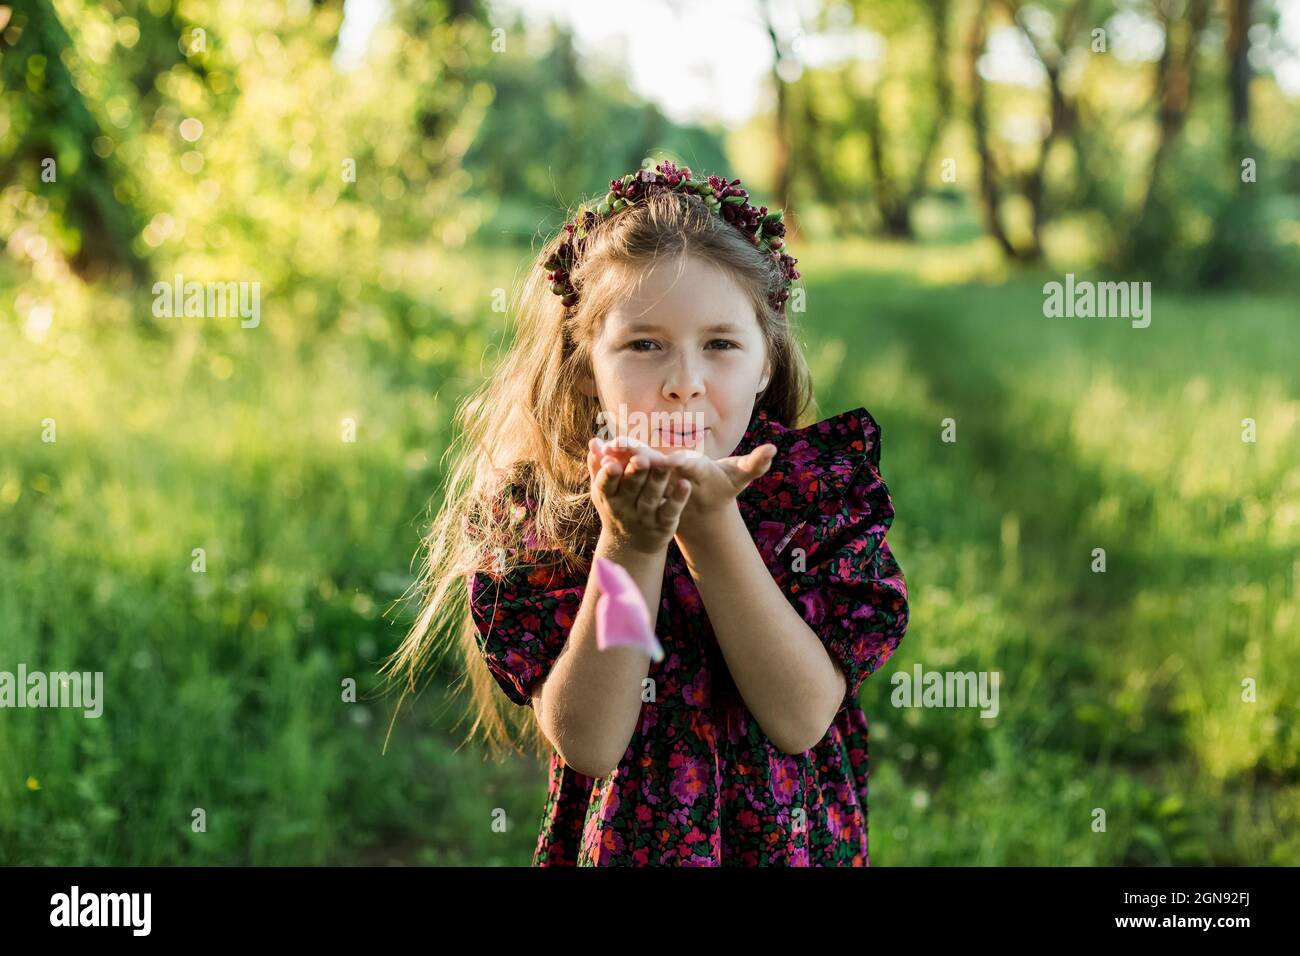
468, 405, 909, 865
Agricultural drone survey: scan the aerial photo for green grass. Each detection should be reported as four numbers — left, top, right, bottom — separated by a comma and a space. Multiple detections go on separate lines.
801, 240, 1300, 864
2, 236, 1296, 864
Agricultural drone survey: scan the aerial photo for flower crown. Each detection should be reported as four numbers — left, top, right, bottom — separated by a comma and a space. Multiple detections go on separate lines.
542, 160, 800, 313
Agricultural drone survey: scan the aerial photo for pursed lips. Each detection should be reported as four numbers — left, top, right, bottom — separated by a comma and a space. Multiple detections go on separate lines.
656, 425, 708, 443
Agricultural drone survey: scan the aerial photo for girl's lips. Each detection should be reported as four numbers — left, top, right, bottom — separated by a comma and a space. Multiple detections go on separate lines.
655, 426, 708, 445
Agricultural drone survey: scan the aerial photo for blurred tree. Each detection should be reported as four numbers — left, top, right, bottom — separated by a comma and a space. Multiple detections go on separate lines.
403, 0, 486, 168
1123, 0, 1211, 268
759, 0, 794, 215
0, 0, 148, 282
968, 0, 1093, 262
793, 0, 954, 239
861, 0, 952, 238
461, 16, 729, 241
0, 0, 498, 346
1226, 0, 1253, 153
1195, 0, 1279, 287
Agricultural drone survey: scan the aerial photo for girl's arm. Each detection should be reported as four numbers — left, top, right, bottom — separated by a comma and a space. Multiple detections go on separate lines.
676, 502, 846, 754
534, 528, 669, 780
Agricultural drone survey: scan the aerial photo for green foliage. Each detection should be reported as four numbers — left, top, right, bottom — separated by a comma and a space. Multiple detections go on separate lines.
4, 237, 1298, 864
1, 0, 1297, 866
461, 17, 731, 240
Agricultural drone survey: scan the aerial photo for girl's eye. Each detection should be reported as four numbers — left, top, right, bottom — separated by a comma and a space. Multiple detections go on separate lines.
627, 339, 739, 352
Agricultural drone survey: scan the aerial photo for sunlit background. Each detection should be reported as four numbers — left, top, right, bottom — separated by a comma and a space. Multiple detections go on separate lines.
2, 0, 1298, 865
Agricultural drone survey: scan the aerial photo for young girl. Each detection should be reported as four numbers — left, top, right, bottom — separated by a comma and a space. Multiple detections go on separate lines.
383, 161, 909, 866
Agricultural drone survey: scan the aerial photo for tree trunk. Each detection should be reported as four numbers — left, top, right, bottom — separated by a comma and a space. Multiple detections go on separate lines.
908, 0, 954, 206
13, 0, 149, 283
1128, 0, 1210, 258
1226, 0, 1253, 165
1000, 0, 1089, 258
967, 0, 1024, 259
861, 98, 913, 238
799, 88, 873, 236
1196, 0, 1258, 286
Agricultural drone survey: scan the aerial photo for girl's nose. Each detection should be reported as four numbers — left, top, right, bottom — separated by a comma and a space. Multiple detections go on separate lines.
663, 365, 705, 402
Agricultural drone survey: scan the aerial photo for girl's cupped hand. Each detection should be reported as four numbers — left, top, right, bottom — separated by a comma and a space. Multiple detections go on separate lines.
586, 436, 692, 554
591, 434, 777, 526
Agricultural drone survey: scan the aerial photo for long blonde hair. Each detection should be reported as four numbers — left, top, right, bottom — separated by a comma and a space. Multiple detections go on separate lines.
379, 183, 815, 762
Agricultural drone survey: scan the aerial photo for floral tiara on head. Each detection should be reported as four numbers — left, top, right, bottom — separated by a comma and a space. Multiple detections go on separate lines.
542, 160, 800, 313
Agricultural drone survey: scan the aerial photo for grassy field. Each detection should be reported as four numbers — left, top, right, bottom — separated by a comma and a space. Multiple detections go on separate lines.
2, 237, 1297, 865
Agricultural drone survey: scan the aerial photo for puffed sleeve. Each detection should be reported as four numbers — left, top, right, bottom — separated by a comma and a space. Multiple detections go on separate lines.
782, 418, 909, 709
467, 486, 588, 707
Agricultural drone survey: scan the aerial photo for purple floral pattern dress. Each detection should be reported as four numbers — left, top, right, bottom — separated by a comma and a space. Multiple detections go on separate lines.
468, 406, 909, 865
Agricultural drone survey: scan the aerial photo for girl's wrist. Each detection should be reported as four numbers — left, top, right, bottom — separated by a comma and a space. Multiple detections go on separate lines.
597, 525, 669, 564
675, 499, 741, 552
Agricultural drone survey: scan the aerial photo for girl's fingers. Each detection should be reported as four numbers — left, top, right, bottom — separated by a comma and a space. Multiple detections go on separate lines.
663, 448, 705, 480
613, 454, 649, 499
593, 436, 701, 528
600, 440, 678, 470
656, 476, 692, 521
746, 444, 776, 481
601, 436, 638, 466
607, 434, 649, 453
595, 457, 623, 497
600, 448, 649, 472
636, 464, 671, 513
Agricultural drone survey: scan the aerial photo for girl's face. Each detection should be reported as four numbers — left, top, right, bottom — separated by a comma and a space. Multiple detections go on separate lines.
582, 255, 771, 461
